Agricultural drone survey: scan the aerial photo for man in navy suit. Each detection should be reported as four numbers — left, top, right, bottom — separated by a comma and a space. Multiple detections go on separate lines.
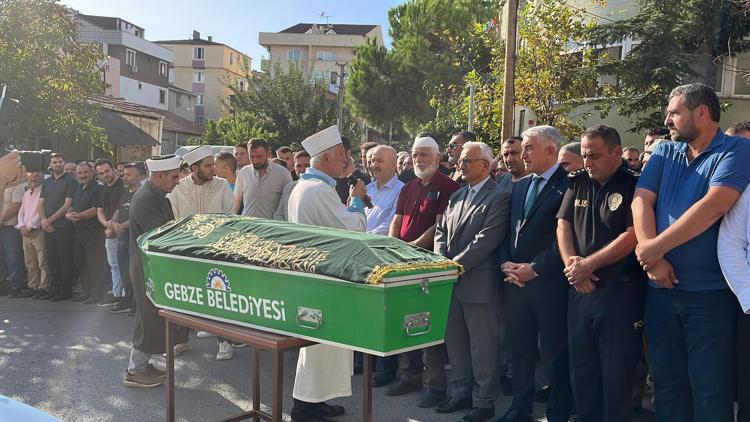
496, 125, 572, 422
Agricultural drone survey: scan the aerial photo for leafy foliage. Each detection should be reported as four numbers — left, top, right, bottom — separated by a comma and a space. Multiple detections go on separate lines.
0, 0, 106, 149
590, 0, 750, 132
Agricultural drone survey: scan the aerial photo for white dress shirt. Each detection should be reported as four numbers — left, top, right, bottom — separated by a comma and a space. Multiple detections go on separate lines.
718, 184, 750, 313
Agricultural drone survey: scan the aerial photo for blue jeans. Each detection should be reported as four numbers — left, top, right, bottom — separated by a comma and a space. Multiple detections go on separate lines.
105, 237, 123, 297
1, 226, 26, 289
645, 287, 736, 422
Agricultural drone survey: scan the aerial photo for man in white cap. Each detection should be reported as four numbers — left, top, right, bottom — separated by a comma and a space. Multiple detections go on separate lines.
123, 154, 189, 388
167, 145, 233, 219
385, 135, 460, 408
287, 125, 367, 421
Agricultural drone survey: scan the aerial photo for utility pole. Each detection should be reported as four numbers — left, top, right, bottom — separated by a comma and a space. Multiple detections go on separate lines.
501, 0, 519, 141
335, 62, 347, 128
468, 84, 476, 132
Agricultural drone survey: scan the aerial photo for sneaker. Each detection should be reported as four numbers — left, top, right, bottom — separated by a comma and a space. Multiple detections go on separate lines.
216, 341, 234, 361
232, 342, 248, 348
196, 330, 214, 338
7, 288, 21, 298
124, 369, 163, 388
33, 290, 47, 300
110, 302, 132, 314
20, 289, 36, 298
145, 363, 166, 379
163, 342, 189, 357
96, 300, 115, 307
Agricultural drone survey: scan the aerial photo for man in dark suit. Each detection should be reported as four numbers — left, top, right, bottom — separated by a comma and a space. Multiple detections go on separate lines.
497, 125, 572, 422
435, 142, 511, 421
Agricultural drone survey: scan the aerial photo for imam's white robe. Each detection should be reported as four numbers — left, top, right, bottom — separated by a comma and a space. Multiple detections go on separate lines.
287, 173, 366, 402
167, 175, 234, 219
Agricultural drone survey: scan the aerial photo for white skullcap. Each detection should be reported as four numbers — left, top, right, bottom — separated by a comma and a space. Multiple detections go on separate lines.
182, 145, 213, 166
302, 125, 342, 157
145, 155, 181, 172
412, 136, 439, 151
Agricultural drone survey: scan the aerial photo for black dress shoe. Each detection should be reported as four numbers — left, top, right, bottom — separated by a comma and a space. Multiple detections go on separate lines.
386, 379, 422, 396
417, 387, 446, 408
312, 403, 345, 418
50, 294, 71, 302
20, 289, 36, 298
534, 386, 549, 403
38, 291, 54, 300
461, 406, 495, 421
372, 376, 394, 388
7, 288, 21, 298
435, 396, 472, 414
494, 409, 534, 422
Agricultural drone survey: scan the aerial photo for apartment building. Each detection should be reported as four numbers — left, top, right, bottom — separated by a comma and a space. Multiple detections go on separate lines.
75, 13, 173, 110
259, 23, 384, 90
156, 31, 251, 125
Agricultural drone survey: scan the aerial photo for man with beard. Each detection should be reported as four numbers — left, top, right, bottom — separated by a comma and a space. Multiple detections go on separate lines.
287, 125, 367, 421
168, 145, 233, 219
496, 137, 530, 192
124, 155, 189, 388
233, 143, 251, 169
386, 136, 460, 408
38, 153, 78, 301
110, 163, 146, 315
557, 142, 584, 173
96, 159, 127, 303
335, 137, 371, 204
233, 138, 292, 218
633, 83, 750, 421
67, 162, 106, 304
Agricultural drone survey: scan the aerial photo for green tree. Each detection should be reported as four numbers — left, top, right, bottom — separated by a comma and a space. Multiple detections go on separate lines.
188, 112, 277, 146
347, 0, 497, 139
0, 0, 106, 149
224, 62, 336, 150
590, 0, 750, 132
514, 0, 600, 139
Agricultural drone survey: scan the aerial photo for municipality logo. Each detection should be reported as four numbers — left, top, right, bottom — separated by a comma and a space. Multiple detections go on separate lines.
206, 268, 231, 292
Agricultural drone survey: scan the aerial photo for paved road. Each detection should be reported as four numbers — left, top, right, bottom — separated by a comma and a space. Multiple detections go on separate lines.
0, 297, 655, 421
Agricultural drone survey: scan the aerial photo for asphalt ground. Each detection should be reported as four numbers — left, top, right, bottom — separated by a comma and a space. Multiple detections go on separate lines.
0, 296, 656, 421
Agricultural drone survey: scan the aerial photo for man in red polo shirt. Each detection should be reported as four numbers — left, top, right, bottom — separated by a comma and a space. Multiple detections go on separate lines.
386, 135, 460, 408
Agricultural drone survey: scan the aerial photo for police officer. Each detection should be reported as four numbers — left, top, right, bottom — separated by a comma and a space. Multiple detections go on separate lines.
556, 124, 646, 422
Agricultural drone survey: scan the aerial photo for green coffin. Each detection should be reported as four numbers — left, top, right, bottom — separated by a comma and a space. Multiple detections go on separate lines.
138, 214, 461, 356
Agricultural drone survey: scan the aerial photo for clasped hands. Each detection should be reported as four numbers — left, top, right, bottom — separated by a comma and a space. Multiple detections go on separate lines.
635, 238, 677, 289
501, 262, 537, 288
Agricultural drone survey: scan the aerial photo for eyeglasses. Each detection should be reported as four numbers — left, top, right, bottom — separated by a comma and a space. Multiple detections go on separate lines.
457, 158, 488, 165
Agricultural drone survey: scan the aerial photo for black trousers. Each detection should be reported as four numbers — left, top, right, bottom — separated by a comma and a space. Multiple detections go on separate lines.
568, 280, 645, 422
73, 226, 107, 300
45, 226, 75, 297
738, 302, 750, 422
504, 284, 572, 422
397, 344, 448, 391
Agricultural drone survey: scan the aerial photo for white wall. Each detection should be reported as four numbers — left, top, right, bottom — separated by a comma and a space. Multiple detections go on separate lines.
119, 76, 168, 110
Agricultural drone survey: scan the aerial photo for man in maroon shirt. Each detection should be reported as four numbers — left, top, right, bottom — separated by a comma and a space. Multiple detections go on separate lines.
386, 135, 460, 408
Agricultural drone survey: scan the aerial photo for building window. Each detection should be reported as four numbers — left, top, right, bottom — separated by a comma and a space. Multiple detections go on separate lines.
159, 61, 167, 77
193, 70, 205, 83
288, 49, 301, 62
125, 48, 136, 69
316, 51, 336, 61
195, 116, 204, 126
168, 68, 175, 83
734, 53, 750, 95
238, 80, 245, 91
176, 93, 182, 107
159, 90, 166, 104
229, 52, 234, 65
193, 47, 205, 60
196, 94, 204, 105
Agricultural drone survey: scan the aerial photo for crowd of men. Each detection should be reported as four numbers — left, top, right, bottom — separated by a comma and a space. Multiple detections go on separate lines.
2, 82, 750, 422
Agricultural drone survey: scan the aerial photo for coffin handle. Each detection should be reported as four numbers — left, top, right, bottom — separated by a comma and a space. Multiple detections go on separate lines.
404, 312, 431, 336
297, 307, 323, 330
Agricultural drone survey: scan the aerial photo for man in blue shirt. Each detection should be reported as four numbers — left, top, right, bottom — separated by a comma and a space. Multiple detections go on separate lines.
632, 83, 750, 421
366, 145, 405, 235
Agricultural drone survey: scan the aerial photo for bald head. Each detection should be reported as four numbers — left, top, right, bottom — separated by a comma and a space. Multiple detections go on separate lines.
370, 145, 398, 185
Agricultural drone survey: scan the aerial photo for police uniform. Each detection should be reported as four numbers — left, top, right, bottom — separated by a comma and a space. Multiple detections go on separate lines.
556, 164, 646, 422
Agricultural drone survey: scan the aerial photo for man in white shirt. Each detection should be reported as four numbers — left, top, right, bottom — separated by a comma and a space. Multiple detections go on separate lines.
168, 145, 233, 219
717, 124, 750, 422
233, 138, 292, 218
366, 145, 404, 235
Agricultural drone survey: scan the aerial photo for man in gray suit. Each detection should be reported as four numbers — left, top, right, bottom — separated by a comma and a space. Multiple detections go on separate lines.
434, 141, 512, 421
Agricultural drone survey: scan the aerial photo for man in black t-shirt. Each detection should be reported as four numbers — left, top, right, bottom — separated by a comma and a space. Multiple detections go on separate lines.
110, 163, 145, 315
38, 153, 78, 301
556, 125, 645, 422
95, 159, 127, 302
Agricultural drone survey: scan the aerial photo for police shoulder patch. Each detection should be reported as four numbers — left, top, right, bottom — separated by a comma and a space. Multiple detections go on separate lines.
568, 168, 587, 179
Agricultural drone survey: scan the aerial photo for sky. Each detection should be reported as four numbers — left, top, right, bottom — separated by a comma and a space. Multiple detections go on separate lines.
62, 0, 405, 70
